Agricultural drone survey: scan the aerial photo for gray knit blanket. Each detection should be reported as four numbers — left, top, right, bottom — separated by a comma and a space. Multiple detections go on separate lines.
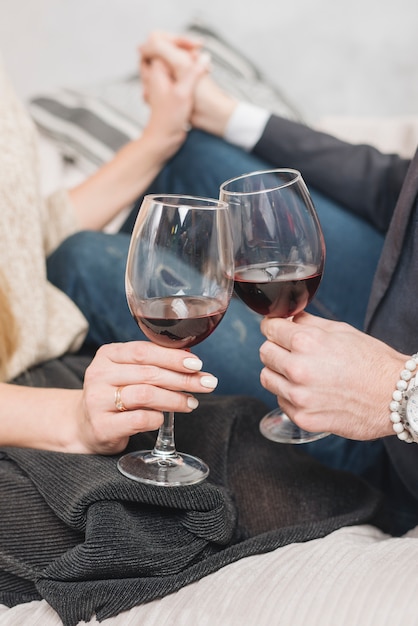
0, 359, 382, 626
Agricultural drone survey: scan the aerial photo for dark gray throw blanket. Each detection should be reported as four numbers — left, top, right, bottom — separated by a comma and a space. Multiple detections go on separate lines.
0, 357, 382, 626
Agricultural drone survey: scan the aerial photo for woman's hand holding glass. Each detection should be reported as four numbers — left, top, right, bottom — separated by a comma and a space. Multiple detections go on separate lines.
73, 341, 219, 455
117, 194, 233, 486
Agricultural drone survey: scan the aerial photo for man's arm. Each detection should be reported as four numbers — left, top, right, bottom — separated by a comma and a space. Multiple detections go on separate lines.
191, 74, 410, 232
252, 114, 411, 232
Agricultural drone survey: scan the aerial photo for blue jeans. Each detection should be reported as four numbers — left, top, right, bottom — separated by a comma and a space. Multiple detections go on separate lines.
48, 130, 403, 524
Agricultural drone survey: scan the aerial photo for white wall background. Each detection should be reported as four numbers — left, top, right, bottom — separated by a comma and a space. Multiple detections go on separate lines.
1, 0, 418, 120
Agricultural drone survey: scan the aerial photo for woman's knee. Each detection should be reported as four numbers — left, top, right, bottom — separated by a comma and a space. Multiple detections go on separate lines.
47, 231, 129, 291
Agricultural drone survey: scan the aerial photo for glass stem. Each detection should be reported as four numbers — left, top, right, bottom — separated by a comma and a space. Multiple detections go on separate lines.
153, 411, 177, 458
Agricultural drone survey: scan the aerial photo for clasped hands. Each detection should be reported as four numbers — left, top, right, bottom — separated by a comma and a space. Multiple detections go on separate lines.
139, 30, 238, 139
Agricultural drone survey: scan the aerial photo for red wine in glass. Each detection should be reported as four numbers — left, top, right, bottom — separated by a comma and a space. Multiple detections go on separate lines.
117, 194, 234, 486
220, 168, 329, 444
132, 295, 228, 349
234, 263, 322, 318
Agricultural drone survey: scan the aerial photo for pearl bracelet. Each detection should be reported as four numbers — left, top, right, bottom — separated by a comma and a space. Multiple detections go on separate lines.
389, 353, 418, 443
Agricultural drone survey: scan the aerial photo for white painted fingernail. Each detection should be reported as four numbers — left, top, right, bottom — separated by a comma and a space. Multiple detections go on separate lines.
200, 375, 218, 389
187, 396, 199, 409
184, 357, 203, 371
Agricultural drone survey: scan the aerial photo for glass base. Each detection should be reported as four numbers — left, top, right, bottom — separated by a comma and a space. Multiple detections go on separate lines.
259, 408, 330, 444
117, 450, 209, 486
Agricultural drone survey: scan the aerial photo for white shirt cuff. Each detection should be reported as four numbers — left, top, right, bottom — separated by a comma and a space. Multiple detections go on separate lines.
224, 102, 270, 151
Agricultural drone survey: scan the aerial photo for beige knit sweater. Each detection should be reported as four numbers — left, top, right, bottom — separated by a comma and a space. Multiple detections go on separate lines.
0, 58, 88, 381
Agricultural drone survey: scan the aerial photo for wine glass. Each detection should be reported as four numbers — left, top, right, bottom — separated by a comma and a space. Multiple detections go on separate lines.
117, 194, 234, 486
220, 169, 329, 444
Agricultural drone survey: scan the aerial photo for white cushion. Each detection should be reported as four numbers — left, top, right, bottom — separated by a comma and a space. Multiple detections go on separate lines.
2, 524, 418, 625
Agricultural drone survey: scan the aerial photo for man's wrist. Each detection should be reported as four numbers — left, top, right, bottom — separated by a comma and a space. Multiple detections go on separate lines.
389, 353, 418, 443
224, 102, 270, 151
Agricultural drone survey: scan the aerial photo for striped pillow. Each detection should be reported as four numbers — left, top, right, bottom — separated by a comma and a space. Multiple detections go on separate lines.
29, 21, 301, 174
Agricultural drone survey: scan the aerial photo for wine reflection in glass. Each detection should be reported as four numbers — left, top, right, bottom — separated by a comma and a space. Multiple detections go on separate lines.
220, 169, 329, 444
117, 194, 234, 485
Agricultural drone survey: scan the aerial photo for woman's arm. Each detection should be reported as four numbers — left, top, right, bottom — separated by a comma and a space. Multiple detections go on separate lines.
68, 55, 208, 231
1, 342, 218, 454
68, 131, 178, 231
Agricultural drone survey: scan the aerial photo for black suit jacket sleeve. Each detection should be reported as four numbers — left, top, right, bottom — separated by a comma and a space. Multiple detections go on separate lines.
252, 115, 411, 233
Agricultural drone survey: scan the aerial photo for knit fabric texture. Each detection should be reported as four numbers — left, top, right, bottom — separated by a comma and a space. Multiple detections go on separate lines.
0, 58, 87, 383
0, 359, 382, 626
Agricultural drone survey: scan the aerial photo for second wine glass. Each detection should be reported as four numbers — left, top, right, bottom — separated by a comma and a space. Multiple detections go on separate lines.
117, 194, 234, 486
220, 169, 329, 444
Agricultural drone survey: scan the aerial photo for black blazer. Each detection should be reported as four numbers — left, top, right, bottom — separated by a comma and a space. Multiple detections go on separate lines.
253, 115, 418, 504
